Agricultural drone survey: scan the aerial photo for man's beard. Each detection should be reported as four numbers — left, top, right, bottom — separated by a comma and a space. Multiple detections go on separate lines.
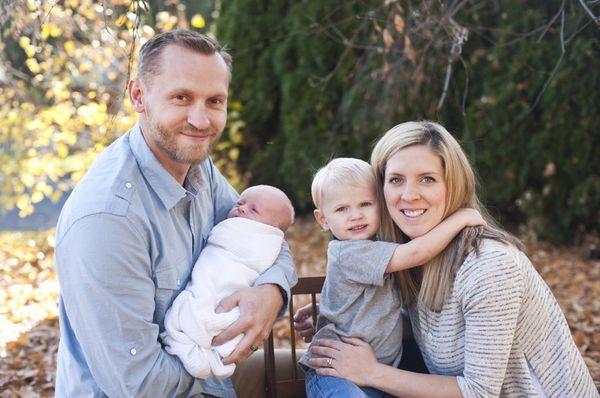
148, 114, 220, 165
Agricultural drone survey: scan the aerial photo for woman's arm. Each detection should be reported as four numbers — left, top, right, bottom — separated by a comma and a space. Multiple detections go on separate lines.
386, 208, 485, 273
309, 337, 461, 398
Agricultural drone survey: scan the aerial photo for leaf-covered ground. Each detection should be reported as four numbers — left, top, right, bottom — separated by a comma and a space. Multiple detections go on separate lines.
1, 219, 598, 395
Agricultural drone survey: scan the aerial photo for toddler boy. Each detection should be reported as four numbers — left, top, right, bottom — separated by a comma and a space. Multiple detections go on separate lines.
162, 185, 294, 379
299, 158, 484, 397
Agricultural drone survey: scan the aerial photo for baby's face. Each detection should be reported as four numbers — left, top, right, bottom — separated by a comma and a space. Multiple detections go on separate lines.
314, 183, 380, 241
227, 186, 291, 231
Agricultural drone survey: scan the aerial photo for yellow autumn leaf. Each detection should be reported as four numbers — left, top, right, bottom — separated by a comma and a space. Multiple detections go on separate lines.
16, 196, 30, 210
18, 36, 31, 48
56, 143, 69, 158
191, 14, 206, 29
49, 24, 62, 37
394, 15, 405, 34
383, 29, 394, 49
25, 58, 41, 74
63, 40, 76, 53
116, 14, 128, 27
31, 191, 44, 204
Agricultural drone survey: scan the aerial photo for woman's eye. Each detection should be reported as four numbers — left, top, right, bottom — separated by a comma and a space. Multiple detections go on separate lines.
388, 177, 402, 184
422, 176, 435, 183
361, 202, 372, 207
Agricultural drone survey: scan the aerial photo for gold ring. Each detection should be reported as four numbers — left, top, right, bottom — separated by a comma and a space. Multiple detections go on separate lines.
249, 345, 258, 352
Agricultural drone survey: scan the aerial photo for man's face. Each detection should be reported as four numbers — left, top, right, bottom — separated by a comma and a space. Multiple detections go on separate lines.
132, 44, 229, 177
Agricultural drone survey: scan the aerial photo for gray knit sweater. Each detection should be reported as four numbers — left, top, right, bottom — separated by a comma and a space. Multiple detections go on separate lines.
408, 240, 598, 398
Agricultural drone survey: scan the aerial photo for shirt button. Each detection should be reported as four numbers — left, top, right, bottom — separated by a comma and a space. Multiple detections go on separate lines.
130, 348, 137, 356
177, 279, 181, 286
125, 182, 133, 189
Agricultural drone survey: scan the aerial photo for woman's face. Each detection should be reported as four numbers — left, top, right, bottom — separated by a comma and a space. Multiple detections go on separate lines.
383, 145, 447, 239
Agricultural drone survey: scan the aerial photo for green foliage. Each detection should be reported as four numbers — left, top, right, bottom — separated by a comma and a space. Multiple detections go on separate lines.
217, 0, 599, 242
218, 0, 382, 206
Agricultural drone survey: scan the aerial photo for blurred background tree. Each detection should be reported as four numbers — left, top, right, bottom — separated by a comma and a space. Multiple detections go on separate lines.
1, 0, 598, 243
217, 0, 599, 243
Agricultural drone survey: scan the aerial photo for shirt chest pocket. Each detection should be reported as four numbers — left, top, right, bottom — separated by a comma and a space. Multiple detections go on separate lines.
153, 262, 184, 330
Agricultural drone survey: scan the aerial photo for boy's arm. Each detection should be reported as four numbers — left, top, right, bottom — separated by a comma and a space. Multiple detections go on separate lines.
385, 208, 485, 273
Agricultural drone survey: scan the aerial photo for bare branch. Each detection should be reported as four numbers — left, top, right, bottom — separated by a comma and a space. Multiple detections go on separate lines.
537, 0, 566, 42
577, 0, 600, 27
437, 18, 468, 110
531, 9, 566, 110
40, 2, 57, 27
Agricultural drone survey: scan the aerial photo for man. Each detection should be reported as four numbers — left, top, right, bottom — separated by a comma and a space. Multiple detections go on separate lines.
55, 30, 297, 397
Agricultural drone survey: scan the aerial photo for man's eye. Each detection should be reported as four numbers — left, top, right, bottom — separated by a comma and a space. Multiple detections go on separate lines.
210, 98, 224, 105
174, 95, 187, 102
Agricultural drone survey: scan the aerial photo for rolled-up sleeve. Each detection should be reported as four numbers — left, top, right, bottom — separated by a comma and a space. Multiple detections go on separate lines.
56, 213, 202, 397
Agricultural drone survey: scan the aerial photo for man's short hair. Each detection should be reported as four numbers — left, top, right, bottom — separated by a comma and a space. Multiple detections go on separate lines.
137, 29, 232, 82
311, 158, 376, 209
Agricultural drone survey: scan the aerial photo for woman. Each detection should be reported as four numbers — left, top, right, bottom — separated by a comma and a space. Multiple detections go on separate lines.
300, 121, 597, 397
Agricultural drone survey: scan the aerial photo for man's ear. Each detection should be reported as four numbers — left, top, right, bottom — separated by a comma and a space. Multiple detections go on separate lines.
128, 78, 145, 113
313, 209, 329, 231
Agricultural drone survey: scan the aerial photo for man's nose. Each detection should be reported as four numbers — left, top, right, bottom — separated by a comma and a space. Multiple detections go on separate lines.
188, 103, 211, 130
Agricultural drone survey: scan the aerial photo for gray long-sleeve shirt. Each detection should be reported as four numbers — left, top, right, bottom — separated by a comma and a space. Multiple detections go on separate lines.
409, 240, 598, 397
54, 124, 297, 397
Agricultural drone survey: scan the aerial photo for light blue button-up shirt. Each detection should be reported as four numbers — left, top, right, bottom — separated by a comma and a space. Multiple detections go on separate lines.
54, 124, 297, 397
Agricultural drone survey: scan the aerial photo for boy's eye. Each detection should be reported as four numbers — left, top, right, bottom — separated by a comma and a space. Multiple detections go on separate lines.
335, 206, 347, 213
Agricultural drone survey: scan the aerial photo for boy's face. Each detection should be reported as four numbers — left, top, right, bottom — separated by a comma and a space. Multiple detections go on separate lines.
314, 183, 380, 241
227, 186, 290, 231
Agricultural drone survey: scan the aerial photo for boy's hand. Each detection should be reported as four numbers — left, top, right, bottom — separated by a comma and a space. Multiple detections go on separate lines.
454, 208, 486, 227
293, 303, 317, 342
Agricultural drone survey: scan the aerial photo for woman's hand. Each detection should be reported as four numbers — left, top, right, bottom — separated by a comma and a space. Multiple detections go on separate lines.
293, 303, 317, 342
308, 336, 380, 387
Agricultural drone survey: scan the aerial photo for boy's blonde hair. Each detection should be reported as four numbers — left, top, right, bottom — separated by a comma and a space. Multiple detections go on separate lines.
311, 158, 376, 209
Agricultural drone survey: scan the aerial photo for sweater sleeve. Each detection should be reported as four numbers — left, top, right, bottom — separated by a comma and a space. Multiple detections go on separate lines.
456, 247, 524, 398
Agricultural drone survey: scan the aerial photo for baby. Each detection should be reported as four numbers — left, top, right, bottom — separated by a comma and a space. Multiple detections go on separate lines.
162, 185, 294, 379
298, 158, 485, 397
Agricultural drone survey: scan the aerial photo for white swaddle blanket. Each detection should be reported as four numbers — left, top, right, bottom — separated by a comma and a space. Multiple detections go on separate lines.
161, 217, 283, 379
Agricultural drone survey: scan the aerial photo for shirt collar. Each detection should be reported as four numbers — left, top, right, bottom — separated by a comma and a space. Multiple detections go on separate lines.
129, 123, 207, 210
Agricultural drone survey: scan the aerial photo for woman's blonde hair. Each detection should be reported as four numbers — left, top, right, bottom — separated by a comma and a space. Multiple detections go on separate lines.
371, 121, 522, 311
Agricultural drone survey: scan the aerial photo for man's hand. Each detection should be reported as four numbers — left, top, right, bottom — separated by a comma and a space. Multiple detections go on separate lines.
212, 284, 283, 365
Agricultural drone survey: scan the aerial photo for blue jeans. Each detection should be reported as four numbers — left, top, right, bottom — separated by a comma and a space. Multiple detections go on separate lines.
305, 369, 384, 398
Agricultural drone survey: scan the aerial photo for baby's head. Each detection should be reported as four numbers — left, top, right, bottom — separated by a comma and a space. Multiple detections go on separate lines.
227, 185, 295, 232
311, 158, 380, 241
